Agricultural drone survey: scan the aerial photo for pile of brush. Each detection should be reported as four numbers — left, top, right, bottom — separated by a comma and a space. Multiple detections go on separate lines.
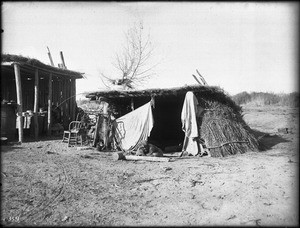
198, 100, 259, 157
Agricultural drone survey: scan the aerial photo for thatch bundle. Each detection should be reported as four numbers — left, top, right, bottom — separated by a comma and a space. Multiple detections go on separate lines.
197, 100, 259, 157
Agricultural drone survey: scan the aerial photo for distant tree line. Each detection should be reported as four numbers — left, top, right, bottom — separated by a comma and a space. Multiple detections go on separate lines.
232, 91, 299, 107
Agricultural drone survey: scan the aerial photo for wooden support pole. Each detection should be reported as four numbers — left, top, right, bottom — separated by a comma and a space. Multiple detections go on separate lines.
69, 79, 73, 121
13, 63, 23, 143
71, 79, 76, 121
196, 69, 208, 85
63, 79, 68, 128
58, 79, 62, 105
52, 79, 57, 106
192, 74, 203, 85
151, 95, 155, 108
61, 79, 66, 127
47, 73, 53, 136
47, 46, 54, 66
93, 114, 101, 147
60, 51, 67, 69
66, 79, 70, 122
131, 98, 134, 111
103, 101, 109, 115
102, 101, 109, 148
34, 69, 39, 140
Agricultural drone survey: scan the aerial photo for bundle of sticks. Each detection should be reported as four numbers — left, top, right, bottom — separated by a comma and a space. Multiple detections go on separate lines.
199, 101, 259, 157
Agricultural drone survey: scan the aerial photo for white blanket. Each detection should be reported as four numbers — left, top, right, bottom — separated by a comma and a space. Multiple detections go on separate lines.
115, 101, 153, 151
181, 91, 200, 156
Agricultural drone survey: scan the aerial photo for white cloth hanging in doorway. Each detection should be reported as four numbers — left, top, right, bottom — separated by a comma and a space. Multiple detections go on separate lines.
181, 91, 202, 156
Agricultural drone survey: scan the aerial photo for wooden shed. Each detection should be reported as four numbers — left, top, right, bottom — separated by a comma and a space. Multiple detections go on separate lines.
1, 54, 84, 142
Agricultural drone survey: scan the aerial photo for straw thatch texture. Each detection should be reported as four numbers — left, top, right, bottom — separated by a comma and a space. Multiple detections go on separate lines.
86, 85, 235, 100
197, 100, 259, 157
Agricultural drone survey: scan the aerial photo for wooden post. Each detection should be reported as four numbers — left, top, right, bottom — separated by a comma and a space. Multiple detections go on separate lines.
47, 73, 52, 136
52, 79, 57, 106
93, 114, 101, 147
102, 101, 109, 148
151, 96, 155, 108
131, 98, 134, 111
61, 79, 66, 127
103, 101, 109, 115
196, 69, 208, 85
34, 69, 39, 140
60, 51, 67, 69
69, 79, 73, 121
66, 79, 70, 122
71, 79, 76, 121
74, 79, 77, 120
13, 63, 23, 143
47, 46, 54, 66
62, 79, 68, 128
192, 74, 203, 85
58, 79, 62, 105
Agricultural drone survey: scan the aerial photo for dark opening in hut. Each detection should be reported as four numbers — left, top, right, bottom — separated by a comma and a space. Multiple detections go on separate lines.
148, 94, 185, 149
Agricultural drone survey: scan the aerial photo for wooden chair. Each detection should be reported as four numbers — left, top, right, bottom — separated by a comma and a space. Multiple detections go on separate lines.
62, 121, 83, 147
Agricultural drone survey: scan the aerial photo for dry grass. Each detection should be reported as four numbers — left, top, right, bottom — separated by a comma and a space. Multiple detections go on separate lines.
198, 100, 259, 157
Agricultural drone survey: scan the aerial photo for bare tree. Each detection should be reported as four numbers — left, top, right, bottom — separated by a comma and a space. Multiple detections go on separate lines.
100, 21, 157, 89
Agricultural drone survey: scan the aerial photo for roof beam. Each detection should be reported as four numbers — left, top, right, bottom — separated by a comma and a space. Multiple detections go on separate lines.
2, 61, 82, 79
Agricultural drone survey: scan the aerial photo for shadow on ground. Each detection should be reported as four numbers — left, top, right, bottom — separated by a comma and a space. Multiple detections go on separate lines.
7, 135, 63, 144
0, 145, 24, 153
251, 129, 291, 151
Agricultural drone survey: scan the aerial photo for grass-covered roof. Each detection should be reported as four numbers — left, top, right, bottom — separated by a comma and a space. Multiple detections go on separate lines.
86, 85, 242, 114
1, 54, 84, 79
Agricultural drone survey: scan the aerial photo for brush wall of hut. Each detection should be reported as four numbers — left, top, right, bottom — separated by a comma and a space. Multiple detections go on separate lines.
197, 100, 259, 157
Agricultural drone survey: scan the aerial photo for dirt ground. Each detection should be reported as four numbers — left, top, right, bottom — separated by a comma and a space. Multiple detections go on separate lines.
1, 105, 299, 226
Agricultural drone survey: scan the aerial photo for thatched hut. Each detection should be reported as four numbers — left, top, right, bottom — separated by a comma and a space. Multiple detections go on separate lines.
1, 54, 84, 142
85, 85, 259, 157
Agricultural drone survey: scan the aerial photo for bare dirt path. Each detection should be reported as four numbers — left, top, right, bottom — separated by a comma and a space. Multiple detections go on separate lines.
1, 105, 298, 226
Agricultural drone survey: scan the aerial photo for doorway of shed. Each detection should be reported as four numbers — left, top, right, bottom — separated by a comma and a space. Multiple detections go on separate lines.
149, 95, 185, 151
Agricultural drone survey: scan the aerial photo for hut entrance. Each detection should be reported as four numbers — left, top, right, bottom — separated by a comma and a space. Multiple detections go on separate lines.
149, 95, 185, 150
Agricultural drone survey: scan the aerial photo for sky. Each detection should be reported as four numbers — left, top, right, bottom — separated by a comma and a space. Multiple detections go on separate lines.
2, 2, 299, 98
